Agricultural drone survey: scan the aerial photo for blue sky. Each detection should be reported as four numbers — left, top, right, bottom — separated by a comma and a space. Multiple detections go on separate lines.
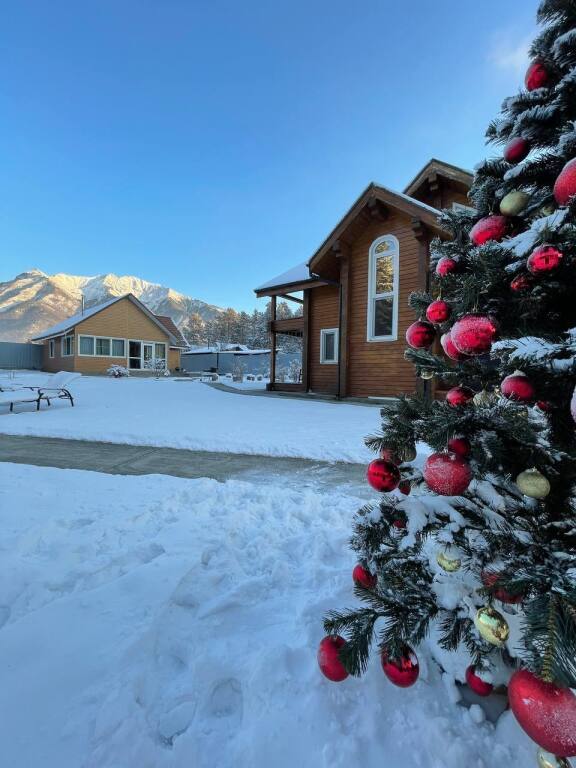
2, 0, 540, 311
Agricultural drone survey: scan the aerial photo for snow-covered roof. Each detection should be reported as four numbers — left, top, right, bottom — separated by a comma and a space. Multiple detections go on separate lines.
31, 293, 181, 346
255, 261, 311, 292
372, 184, 441, 216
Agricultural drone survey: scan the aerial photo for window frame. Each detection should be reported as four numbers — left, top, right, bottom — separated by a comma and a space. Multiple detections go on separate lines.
367, 234, 399, 342
95, 337, 111, 356
61, 334, 74, 357
319, 328, 339, 364
111, 338, 126, 358
48, 339, 55, 358
78, 335, 95, 356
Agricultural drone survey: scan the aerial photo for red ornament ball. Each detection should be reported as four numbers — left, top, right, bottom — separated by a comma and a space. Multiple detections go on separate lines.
509, 669, 576, 757
445, 386, 474, 407
380, 447, 401, 465
352, 563, 376, 589
510, 273, 533, 292
317, 635, 349, 682
527, 245, 563, 275
470, 215, 509, 246
447, 436, 471, 458
366, 459, 401, 492
423, 452, 472, 495
537, 400, 552, 412
481, 569, 524, 604
554, 158, 576, 206
451, 314, 498, 355
465, 666, 494, 697
398, 481, 411, 496
406, 320, 436, 349
504, 137, 531, 164
392, 517, 407, 528
436, 256, 460, 277
501, 372, 535, 403
381, 646, 419, 688
525, 60, 551, 91
441, 331, 468, 362
426, 299, 451, 324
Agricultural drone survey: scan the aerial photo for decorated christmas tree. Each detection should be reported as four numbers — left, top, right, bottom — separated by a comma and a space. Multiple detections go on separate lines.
319, 2, 576, 765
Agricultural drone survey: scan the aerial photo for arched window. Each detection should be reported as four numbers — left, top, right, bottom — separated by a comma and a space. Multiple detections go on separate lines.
367, 235, 399, 341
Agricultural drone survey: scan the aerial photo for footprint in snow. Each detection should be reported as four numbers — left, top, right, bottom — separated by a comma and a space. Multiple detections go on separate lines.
205, 678, 243, 735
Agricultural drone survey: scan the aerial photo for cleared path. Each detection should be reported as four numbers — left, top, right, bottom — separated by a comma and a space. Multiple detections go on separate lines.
0, 434, 370, 496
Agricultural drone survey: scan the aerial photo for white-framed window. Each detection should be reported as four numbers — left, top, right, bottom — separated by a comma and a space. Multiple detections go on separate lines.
154, 343, 166, 360
48, 339, 55, 358
62, 335, 74, 356
367, 235, 399, 342
79, 335, 95, 356
320, 328, 339, 364
111, 339, 125, 357
95, 337, 111, 356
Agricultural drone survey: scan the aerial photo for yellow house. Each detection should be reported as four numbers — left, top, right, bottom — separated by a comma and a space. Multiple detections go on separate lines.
31, 293, 188, 374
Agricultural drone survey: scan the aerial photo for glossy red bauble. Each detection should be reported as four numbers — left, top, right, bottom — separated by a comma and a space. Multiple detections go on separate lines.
527, 245, 563, 274
380, 448, 401, 465
441, 332, 468, 362
436, 256, 460, 277
554, 158, 576, 206
406, 320, 436, 349
447, 436, 471, 458
525, 60, 551, 91
465, 665, 494, 697
537, 400, 552, 412
445, 386, 474, 407
504, 136, 531, 164
423, 452, 472, 496
510, 273, 533, 292
317, 635, 349, 682
470, 215, 509, 246
352, 563, 377, 589
509, 669, 576, 757
381, 646, 419, 687
451, 314, 498, 356
392, 517, 407, 528
366, 459, 401, 493
481, 569, 524, 604
426, 299, 451, 324
501, 372, 535, 403
398, 481, 411, 496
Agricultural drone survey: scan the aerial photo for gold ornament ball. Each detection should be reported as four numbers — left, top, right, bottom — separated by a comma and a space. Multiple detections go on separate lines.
437, 548, 461, 573
473, 390, 498, 407
500, 190, 530, 216
537, 748, 572, 768
420, 368, 434, 380
537, 203, 556, 218
516, 468, 551, 499
399, 443, 417, 462
474, 606, 510, 646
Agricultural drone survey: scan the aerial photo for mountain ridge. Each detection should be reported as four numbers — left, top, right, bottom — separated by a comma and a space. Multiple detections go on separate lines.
0, 269, 223, 342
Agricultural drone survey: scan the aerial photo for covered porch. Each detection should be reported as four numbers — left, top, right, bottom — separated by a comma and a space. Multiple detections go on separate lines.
254, 263, 329, 393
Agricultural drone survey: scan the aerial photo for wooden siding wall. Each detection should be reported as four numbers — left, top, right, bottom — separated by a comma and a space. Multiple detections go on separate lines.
73, 298, 170, 374
347, 213, 420, 398
41, 337, 75, 373
308, 285, 340, 395
168, 348, 181, 370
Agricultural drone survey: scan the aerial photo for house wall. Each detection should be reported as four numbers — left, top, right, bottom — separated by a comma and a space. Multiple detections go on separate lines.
42, 337, 76, 373
168, 348, 181, 371
308, 285, 340, 395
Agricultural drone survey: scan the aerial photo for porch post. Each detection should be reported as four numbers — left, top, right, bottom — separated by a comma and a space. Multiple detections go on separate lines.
338, 251, 350, 398
269, 295, 277, 388
302, 289, 310, 391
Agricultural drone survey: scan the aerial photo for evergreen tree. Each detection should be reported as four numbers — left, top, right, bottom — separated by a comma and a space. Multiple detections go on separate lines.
322, 2, 576, 759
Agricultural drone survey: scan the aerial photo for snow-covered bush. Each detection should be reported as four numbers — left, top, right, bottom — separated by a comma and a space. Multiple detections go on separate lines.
107, 365, 130, 378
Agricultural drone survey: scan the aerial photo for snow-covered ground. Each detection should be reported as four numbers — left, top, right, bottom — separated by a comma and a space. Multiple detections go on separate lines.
0, 463, 534, 768
0, 373, 377, 463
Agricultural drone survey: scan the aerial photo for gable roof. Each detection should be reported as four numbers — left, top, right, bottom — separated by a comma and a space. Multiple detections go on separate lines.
403, 158, 473, 198
308, 182, 443, 273
154, 315, 189, 348
31, 293, 180, 345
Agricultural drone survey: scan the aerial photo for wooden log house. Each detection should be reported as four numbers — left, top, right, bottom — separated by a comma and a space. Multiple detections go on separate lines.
254, 159, 473, 400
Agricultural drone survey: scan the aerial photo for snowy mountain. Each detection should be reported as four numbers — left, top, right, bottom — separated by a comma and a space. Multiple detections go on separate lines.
0, 269, 223, 342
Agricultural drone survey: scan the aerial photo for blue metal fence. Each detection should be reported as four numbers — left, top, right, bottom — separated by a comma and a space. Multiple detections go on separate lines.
0, 342, 43, 370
